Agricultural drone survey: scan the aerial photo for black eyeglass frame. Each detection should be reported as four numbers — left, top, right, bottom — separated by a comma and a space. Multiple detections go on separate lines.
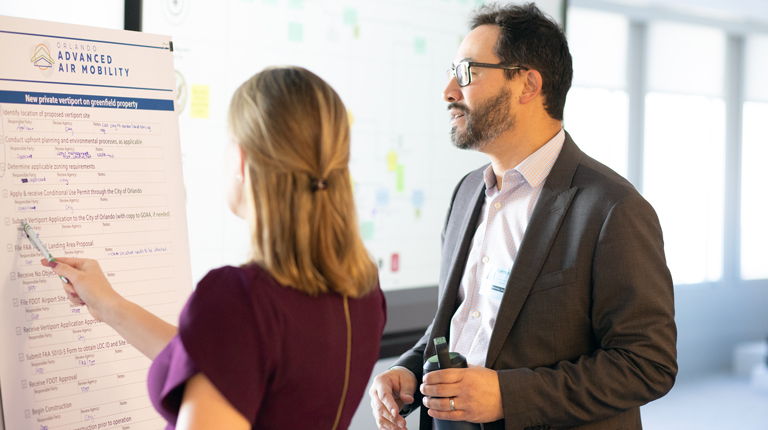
447, 61, 529, 87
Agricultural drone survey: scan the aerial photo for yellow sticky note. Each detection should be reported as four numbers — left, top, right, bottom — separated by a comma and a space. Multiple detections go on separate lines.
347, 109, 355, 127
387, 150, 397, 172
190, 84, 210, 119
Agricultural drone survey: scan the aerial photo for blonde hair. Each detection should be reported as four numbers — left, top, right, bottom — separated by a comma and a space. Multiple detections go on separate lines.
228, 67, 378, 298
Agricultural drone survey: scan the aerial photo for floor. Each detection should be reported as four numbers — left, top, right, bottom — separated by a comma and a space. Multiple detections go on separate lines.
349, 358, 768, 430
640, 373, 768, 429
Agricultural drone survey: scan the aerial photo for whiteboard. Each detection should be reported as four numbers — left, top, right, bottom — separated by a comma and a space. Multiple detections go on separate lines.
143, 0, 565, 291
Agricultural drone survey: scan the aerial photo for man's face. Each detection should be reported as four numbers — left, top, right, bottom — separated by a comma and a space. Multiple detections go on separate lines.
445, 25, 516, 151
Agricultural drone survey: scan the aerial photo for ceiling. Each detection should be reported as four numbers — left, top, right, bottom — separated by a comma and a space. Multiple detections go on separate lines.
606, 0, 768, 23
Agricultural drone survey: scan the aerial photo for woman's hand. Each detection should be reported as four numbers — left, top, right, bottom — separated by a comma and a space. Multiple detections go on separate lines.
41, 257, 176, 359
42, 257, 122, 323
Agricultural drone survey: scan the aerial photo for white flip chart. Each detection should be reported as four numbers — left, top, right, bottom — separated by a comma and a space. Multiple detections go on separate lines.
0, 15, 193, 430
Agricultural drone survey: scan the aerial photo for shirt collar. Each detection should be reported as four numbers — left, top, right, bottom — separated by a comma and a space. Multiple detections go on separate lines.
482, 128, 565, 191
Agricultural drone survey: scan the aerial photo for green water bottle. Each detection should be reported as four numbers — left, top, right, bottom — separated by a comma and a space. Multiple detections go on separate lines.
423, 337, 482, 430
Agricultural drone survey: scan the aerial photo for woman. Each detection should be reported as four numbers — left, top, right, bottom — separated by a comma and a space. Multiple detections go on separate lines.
43, 67, 386, 430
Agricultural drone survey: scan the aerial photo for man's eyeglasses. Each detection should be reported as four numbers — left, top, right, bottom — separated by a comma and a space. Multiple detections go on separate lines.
446, 61, 529, 87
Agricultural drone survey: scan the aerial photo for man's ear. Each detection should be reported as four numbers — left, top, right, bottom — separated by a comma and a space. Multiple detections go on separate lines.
519, 69, 543, 105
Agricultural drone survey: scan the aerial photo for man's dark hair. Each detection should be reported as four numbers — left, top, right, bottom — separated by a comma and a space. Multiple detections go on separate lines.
470, 2, 573, 121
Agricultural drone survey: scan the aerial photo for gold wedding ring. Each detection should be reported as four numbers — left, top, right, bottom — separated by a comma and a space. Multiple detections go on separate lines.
449, 397, 456, 411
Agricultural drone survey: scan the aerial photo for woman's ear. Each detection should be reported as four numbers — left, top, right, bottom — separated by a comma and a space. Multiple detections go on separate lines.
236, 144, 245, 182
226, 137, 249, 219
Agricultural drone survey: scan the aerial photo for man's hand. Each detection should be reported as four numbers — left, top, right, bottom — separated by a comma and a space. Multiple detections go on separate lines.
369, 367, 417, 429
420, 365, 503, 423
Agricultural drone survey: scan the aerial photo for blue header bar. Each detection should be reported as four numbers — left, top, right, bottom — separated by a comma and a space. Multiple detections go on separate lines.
0, 90, 174, 111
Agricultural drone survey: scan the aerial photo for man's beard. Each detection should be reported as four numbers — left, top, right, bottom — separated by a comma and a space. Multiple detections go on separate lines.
449, 87, 516, 151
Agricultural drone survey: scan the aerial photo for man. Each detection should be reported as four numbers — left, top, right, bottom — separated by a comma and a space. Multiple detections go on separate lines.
369, 3, 677, 430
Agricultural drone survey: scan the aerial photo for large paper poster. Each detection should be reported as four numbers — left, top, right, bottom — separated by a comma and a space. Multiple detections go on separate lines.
0, 16, 192, 430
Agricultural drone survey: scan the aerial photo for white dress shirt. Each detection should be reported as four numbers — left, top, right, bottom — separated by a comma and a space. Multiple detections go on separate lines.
449, 129, 565, 366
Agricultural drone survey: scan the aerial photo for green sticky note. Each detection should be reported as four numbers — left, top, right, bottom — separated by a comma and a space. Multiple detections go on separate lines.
474, 0, 484, 6
414, 37, 426, 55
361, 221, 374, 241
288, 23, 303, 42
343, 8, 358, 25
289, 0, 304, 8
396, 165, 405, 193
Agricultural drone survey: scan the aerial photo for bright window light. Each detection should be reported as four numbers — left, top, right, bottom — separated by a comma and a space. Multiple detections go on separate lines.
0, 1, 124, 30
567, 7, 629, 89
741, 102, 768, 280
744, 34, 768, 103
643, 93, 725, 285
564, 7, 629, 177
647, 21, 726, 98
564, 88, 629, 177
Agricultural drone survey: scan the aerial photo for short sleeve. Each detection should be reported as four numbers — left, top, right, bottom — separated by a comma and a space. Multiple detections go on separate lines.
178, 266, 279, 424
147, 335, 199, 426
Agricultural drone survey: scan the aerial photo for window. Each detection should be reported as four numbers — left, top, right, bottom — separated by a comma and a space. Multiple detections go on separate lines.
643, 22, 726, 285
741, 34, 768, 280
0, 1, 124, 30
564, 8, 629, 177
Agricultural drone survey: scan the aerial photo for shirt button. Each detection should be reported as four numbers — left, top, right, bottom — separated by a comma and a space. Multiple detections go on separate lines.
472, 310, 480, 319
494, 202, 501, 209
482, 256, 489, 263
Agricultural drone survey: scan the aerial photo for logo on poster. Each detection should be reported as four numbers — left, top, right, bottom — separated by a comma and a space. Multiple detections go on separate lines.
29, 42, 55, 77
31, 43, 55, 70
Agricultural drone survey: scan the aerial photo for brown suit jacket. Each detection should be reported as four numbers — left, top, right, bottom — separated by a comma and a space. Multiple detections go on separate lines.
394, 133, 677, 430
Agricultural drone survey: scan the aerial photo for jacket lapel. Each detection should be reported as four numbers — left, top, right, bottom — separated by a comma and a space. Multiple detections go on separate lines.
485, 135, 583, 369
429, 173, 486, 355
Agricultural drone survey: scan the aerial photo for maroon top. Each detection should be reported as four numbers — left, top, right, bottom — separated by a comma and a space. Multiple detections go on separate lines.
147, 264, 386, 429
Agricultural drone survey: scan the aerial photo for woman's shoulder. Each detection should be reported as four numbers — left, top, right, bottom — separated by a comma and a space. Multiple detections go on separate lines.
197, 263, 270, 288
194, 264, 280, 300
188, 263, 384, 323
182, 264, 279, 328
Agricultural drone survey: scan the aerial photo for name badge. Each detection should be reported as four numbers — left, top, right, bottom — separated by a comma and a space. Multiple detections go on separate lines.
479, 263, 511, 301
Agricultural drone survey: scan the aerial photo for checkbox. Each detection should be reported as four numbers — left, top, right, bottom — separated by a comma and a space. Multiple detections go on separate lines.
24, 410, 30, 418
11, 272, 16, 280
19, 353, 24, 362
21, 380, 27, 388
16, 327, 22, 335
7, 244, 12, 252
4, 217, 9, 226
2, 189, 7, 198
13, 298, 19, 307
